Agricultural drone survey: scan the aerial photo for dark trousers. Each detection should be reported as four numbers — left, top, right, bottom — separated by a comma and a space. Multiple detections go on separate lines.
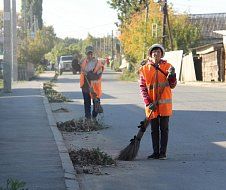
82, 90, 98, 119
150, 116, 169, 155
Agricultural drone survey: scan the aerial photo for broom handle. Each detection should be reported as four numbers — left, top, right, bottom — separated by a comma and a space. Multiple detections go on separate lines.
84, 73, 92, 90
136, 110, 153, 140
138, 77, 167, 136
84, 73, 97, 98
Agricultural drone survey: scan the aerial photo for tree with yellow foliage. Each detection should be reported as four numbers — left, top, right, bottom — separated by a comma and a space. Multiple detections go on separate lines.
119, 1, 162, 69
110, 0, 201, 71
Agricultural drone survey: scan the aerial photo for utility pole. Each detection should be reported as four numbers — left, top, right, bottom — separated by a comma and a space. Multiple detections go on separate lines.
11, 0, 18, 81
165, 0, 174, 50
156, 0, 173, 50
143, 0, 149, 59
3, 0, 12, 92
99, 38, 102, 57
162, 0, 167, 48
103, 36, 106, 55
111, 30, 114, 69
111, 30, 114, 60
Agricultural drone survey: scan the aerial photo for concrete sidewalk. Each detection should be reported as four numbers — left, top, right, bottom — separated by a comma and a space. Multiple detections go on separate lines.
0, 73, 77, 189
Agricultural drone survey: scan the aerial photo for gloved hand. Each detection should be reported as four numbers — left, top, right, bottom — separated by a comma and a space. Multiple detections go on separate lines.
167, 66, 177, 88
87, 71, 102, 80
148, 102, 156, 111
137, 119, 148, 132
167, 66, 176, 78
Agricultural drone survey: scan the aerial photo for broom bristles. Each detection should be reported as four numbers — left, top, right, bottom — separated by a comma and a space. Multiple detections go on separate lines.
117, 138, 141, 161
117, 128, 146, 161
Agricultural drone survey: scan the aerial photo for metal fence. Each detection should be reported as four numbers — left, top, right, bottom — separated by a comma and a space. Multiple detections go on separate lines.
18, 63, 35, 81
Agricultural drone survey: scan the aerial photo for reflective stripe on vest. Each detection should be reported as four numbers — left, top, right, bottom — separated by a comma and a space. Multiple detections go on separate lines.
149, 81, 169, 90
158, 98, 172, 104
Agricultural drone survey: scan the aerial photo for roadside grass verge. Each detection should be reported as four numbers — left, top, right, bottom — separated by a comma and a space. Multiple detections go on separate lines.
119, 70, 138, 82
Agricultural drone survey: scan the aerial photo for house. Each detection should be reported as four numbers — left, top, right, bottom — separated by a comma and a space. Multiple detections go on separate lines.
189, 13, 226, 82
193, 42, 225, 82
189, 13, 226, 46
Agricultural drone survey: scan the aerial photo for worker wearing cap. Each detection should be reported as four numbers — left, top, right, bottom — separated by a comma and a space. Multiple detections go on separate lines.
80, 45, 104, 120
139, 44, 177, 160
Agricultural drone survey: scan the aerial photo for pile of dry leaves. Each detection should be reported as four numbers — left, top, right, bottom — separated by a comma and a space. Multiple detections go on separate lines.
69, 148, 116, 175
57, 118, 107, 132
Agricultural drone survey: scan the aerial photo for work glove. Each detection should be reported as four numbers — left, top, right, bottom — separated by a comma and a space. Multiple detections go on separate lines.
140, 59, 147, 66
167, 66, 177, 88
137, 119, 147, 132
148, 102, 156, 111
87, 71, 102, 81
167, 66, 176, 79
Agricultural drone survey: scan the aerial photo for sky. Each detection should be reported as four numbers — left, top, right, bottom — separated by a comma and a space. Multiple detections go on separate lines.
42, 0, 119, 39
168, 0, 226, 14
1, 0, 226, 39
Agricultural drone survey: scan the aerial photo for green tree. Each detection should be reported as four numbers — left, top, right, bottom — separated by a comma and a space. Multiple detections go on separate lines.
170, 13, 201, 52
21, 0, 43, 35
45, 41, 82, 65
107, 0, 146, 24
32, 0, 43, 29
0, 11, 3, 54
80, 34, 95, 56
63, 37, 81, 46
0, 11, 3, 31
18, 26, 56, 66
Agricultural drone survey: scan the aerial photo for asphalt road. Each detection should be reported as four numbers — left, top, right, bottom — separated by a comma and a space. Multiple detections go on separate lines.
52, 69, 226, 190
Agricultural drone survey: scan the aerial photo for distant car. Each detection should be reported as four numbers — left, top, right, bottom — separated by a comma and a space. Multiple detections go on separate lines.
58, 55, 73, 75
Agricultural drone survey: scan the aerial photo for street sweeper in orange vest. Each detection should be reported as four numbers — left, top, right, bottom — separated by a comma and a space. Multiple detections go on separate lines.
80, 45, 104, 120
139, 44, 177, 160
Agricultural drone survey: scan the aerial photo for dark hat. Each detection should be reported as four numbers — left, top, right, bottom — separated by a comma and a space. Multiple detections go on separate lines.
85, 45, 94, 54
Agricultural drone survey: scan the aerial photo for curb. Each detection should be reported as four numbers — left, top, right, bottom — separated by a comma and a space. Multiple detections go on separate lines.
178, 81, 226, 88
40, 85, 79, 190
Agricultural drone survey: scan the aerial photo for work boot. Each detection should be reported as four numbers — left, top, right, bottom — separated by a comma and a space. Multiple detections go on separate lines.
159, 153, 167, 160
147, 153, 159, 159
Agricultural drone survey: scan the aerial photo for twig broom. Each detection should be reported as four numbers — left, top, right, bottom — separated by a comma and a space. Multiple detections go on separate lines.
117, 111, 153, 161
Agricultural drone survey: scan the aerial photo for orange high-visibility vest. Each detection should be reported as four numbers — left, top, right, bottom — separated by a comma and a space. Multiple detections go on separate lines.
80, 58, 104, 98
139, 60, 174, 120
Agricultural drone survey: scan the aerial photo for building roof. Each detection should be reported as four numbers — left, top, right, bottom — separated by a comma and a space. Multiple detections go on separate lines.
194, 42, 223, 55
189, 13, 226, 40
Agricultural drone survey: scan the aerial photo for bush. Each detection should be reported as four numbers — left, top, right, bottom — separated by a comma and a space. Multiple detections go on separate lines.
120, 70, 138, 82
35, 65, 45, 74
